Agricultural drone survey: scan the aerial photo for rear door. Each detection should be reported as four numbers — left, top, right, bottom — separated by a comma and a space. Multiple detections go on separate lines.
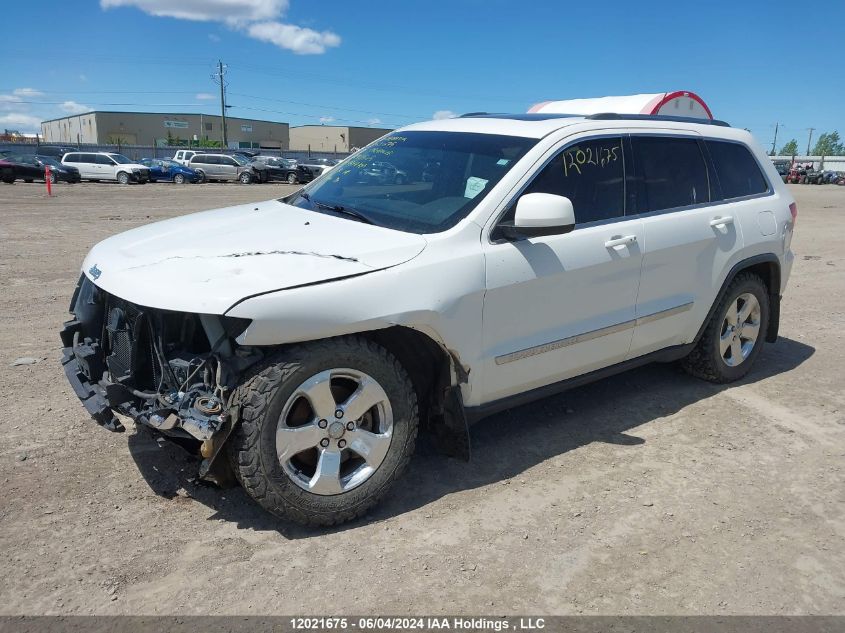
629, 133, 743, 356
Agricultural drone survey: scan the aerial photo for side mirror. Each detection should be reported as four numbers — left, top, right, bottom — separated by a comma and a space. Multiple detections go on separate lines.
498, 192, 576, 240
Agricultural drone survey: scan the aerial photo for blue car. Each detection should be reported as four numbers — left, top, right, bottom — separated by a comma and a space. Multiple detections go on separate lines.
139, 158, 200, 184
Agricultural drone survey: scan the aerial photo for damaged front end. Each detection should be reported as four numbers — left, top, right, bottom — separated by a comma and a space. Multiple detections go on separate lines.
60, 275, 261, 484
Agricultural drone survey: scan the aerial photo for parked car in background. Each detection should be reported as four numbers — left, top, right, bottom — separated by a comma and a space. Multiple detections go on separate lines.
172, 149, 199, 166
139, 158, 200, 184
62, 152, 150, 184
5, 154, 81, 183
300, 157, 340, 178
188, 153, 264, 183
1, 157, 44, 183
819, 170, 839, 184
35, 145, 78, 160
774, 162, 790, 183
250, 156, 313, 184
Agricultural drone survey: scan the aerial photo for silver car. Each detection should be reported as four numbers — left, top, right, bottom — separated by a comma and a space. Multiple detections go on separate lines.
188, 153, 261, 184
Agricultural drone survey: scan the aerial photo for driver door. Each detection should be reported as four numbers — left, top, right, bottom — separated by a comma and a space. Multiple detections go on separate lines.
479, 135, 645, 404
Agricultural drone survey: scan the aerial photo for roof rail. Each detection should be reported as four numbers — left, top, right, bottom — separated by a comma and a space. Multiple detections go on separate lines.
587, 113, 731, 127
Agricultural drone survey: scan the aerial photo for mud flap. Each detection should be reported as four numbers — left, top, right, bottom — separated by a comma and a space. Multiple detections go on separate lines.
431, 386, 471, 461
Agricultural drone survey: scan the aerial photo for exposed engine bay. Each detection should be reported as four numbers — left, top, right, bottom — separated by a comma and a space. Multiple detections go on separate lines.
60, 275, 261, 483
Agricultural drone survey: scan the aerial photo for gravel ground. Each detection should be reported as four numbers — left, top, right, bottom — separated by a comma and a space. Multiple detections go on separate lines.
0, 180, 843, 615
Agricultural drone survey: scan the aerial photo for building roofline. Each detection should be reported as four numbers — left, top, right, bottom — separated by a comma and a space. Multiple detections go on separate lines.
289, 124, 394, 131
40, 110, 290, 125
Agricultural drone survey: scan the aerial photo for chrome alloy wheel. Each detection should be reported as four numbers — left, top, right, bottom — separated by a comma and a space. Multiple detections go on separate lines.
276, 368, 393, 495
720, 292, 761, 367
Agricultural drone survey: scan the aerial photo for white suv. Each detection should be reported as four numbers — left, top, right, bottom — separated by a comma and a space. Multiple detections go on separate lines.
61, 152, 150, 184
171, 149, 198, 166
60, 113, 796, 526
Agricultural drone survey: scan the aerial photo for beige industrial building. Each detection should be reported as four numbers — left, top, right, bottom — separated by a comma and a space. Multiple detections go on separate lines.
40, 111, 290, 149
289, 125, 392, 153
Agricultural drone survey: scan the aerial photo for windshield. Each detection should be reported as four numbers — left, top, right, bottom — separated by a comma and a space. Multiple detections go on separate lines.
231, 154, 250, 165
34, 155, 61, 167
109, 154, 133, 164
289, 131, 536, 233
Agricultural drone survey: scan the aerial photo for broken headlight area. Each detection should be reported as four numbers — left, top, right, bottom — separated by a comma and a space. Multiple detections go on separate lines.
60, 275, 260, 481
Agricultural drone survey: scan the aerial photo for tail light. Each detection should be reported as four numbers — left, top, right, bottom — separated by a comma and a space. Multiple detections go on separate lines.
789, 202, 798, 226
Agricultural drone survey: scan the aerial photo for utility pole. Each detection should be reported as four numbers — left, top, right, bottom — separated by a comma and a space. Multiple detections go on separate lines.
806, 128, 815, 155
771, 122, 779, 155
212, 60, 228, 148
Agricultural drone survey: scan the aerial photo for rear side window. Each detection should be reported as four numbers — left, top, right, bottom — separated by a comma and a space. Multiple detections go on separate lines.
63, 154, 80, 163
706, 140, 769, 199
631, 136, 709, 212
522, 136, 625, 224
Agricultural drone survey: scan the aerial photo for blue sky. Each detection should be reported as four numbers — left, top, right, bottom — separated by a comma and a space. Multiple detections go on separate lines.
1, 0, 842, 151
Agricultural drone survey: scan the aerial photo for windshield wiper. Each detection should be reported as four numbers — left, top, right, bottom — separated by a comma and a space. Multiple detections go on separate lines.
300, 193, 377, 225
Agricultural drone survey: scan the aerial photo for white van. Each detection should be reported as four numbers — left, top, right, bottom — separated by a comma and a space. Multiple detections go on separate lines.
61, 152, 150, 184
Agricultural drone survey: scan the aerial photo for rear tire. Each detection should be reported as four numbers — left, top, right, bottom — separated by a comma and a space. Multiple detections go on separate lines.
228, 336, 419, 526
173, 173, 185, 184
681, 273, 769, 383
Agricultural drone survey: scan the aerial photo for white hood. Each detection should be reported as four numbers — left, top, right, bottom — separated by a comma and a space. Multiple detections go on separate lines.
82, 199, 427, 314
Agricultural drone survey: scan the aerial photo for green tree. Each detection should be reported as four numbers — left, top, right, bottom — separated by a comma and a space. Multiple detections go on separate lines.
779, 139, 798, 156
811, 131, 843, 156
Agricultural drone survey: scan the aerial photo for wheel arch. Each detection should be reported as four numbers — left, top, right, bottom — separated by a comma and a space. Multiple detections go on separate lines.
696, 253, 781, 345
360, 326, 471, 460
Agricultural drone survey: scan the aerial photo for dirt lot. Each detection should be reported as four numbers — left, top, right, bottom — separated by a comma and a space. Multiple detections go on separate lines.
0, 180, 843, 615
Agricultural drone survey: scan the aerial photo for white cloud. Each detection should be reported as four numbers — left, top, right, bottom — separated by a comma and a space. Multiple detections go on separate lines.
0, 113, 42, 132
100, 0, 287, 25
433, 110, 458, 120
100, 0, 340, 54
247, 21, 340, 54
319, 116, 335, 124
366, 118, 382, 126
60, 100, 90, 114
196, 92, 216, 100
13, 87, 44, 98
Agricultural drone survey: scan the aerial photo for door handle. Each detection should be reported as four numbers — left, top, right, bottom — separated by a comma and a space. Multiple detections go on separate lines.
604, 235, 637, 248
710, 216, 734, 227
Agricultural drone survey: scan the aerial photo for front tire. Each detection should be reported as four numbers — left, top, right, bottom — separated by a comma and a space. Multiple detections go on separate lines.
228, 336, 419, 526
239, 171, 252, 184
116, 171, 130, 185
287, 172, 298, 184
50, 172, 58, 184
681, 273, 769, 383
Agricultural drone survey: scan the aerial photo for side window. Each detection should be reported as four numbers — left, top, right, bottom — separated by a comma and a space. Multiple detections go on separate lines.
630, 136, 709, 212
522, 136, 625, 224
63, 154, 79, 163
96, 154, 114, 165
222, 157, 237, 166
706, 140, 768, 199
80, 153, 98, 163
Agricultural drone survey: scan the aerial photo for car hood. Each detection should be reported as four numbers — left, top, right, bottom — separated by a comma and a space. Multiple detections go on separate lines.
82, 199, 427, 314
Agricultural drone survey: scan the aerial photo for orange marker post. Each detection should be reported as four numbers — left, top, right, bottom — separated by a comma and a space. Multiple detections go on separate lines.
45, 165, 52, 196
